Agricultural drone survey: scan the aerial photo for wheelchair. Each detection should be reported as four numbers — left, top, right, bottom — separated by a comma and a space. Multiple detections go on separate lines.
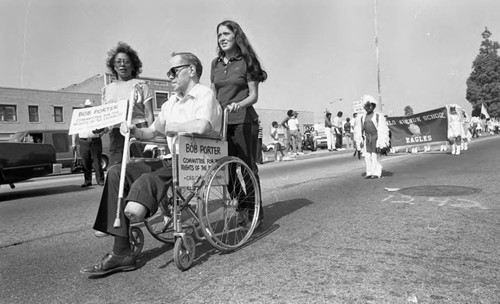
124, 114, 261, 271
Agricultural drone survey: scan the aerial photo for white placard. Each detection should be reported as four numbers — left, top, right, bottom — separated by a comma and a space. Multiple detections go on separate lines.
353, 106, 365, 114
352, 100, 363, 107
177, 135, 228, 187
68, 99, 128, 135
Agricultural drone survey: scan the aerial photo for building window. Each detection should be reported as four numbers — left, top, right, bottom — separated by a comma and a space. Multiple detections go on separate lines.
54, 106, 63, 122
29, 105, 39, 122
0, 104, 17, 122
155, 91, 169, 110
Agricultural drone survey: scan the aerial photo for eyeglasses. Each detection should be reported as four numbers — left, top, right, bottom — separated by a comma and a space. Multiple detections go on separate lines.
167, 64, 190, 79
114, 59, 131, 66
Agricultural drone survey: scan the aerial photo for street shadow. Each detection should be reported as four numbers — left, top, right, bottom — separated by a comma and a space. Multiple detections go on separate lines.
186, 198, 315, 269
234, 198, 314, 251
360, 170, 394, 178
98, 198, 315, 272
136, 242, 174, 268
0, 185, 92, 202
382, 170, 394, 177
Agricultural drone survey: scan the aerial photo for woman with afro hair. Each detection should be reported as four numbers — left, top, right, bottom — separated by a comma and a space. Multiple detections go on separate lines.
102, 41, 154, 166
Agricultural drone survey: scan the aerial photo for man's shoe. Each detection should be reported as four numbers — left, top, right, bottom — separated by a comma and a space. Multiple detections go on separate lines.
81, 182, 92, 187
97, 181, 105, 186
94, 230, 109, 238
80, 252, 136, 276
371, 175, 380, 179
365, 175, 372, 179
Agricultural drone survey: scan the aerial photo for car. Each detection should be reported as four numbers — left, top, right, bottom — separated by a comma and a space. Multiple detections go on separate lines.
9, 129, 110, 172
0, 142, 62, 189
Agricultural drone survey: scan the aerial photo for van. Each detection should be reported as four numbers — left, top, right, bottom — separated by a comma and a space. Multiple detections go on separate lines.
9, 129, 110, 172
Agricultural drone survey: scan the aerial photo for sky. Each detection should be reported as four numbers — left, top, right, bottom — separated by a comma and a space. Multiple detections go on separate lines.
2, 0, 500, 122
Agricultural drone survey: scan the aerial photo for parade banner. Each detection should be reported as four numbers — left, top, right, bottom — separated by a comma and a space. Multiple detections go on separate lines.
177, 135, 228, 187
68, 99, 128, 135
386, 107, 448, 148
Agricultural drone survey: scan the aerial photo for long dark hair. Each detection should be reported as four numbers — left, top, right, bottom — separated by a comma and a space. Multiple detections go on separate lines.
216, 20, 267, 83
106, 41, 143, 78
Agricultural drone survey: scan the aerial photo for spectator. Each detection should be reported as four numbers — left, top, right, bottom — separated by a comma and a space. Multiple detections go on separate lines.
343, 117, 353, 150
333, 111, 343, 150
270, 121, 285, 162
288, 111, 304, 155
470, 116, 480, 138
352, 113, 362, 159
73, 99, 105, 187
281, 109, 293, 153
325, 112, 336, 151
461, 111, 471, 151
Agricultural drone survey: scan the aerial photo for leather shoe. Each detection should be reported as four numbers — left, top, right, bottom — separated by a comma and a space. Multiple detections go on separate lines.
97, 181, 105, 186
365, 175, 372, 179
94, 230, 109, 238
81, 182, 92, 187
80, 252, 136, 276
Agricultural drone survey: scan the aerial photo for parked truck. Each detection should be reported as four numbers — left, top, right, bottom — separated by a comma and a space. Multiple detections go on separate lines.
0, 142, 62, 189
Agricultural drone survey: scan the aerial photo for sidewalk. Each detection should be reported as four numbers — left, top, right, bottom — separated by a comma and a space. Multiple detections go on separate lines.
261, 147, 355, 164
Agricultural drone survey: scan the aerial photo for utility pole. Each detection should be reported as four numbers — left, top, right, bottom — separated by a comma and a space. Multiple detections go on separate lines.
373, 0, 383, 112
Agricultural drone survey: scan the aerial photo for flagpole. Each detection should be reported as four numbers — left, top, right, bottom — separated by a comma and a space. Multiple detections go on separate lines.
373, 0, 382, 112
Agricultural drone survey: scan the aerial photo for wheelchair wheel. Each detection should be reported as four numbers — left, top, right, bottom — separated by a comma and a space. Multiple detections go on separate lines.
145, 184, 175, 243
198, 156, 261, 251
129, 226, 144, 256
173, 235, 195, 271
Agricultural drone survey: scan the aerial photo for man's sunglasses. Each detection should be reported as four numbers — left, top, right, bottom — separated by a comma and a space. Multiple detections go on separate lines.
167, 64, 191, 78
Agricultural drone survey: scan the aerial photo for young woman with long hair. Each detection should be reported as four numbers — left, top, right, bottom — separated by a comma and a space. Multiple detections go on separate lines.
210, 20, 267, 227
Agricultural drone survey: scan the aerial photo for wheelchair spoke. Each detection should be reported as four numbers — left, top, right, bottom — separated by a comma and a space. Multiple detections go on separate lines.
199, 156, 261, 251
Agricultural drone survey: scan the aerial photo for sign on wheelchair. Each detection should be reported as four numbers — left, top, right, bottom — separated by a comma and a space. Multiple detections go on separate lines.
177, 135, 228, 188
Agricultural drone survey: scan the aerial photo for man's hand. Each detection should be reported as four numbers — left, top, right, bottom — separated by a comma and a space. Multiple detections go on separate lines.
119, 122, 130, 135
92, 128, 106, 136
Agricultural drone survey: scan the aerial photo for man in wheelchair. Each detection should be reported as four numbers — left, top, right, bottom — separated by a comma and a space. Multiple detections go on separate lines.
81, 52, 222, 276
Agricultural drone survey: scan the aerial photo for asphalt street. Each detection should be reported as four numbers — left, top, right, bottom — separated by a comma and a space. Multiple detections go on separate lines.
0, 135, 499, 304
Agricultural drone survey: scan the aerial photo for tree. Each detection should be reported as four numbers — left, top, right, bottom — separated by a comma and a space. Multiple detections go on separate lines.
466, 27, 500, 117
404, 105, 414, 116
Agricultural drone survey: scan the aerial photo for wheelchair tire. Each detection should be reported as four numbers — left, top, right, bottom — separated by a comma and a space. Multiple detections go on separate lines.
129, 226, 144, 256
173, 234, 195, 271
144, 184, 175, 243
198, 156, 261, 251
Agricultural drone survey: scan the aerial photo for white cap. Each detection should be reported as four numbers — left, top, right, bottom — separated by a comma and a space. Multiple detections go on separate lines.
362, 95, 377, 106
84, 99, 93, 107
